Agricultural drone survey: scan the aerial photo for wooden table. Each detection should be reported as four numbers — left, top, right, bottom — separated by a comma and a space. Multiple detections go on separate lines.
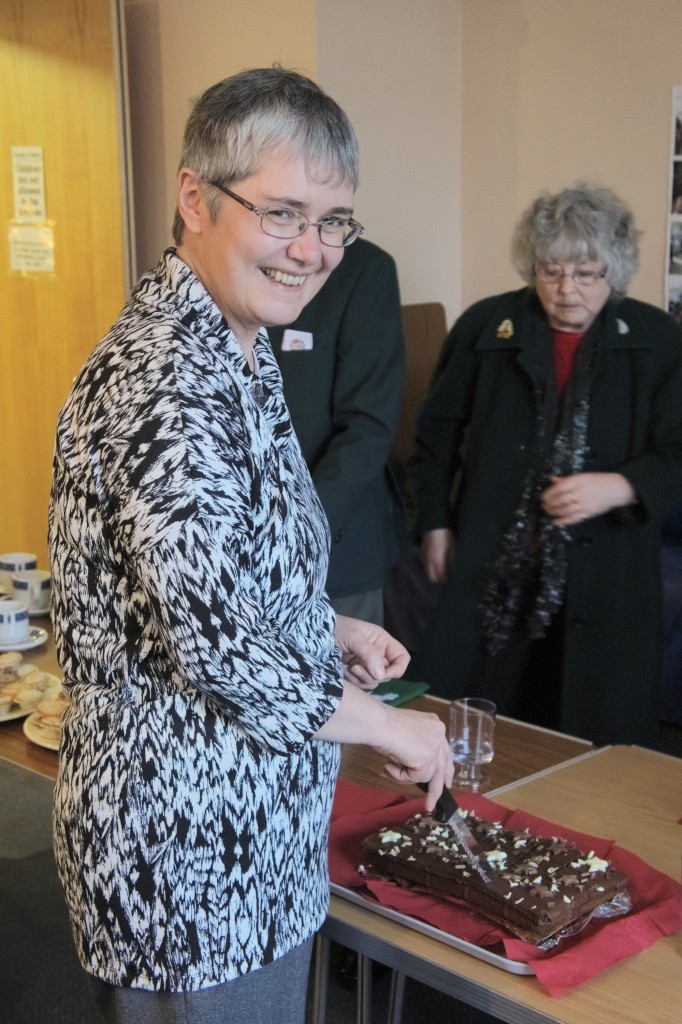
2, 626, 679, 1024
340, 694, 593, 797
0, 623, 62, 776
0, 625, 593, 786
321, 745, 682, 1024
311, 700, 596, 1024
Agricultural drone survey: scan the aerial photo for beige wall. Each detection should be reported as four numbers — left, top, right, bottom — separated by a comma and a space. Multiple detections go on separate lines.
461, 0, 680, 311
316, 0, 462, 327
125, 0, 317, 275
124, 0, 462, 324
124, 1, 681, 328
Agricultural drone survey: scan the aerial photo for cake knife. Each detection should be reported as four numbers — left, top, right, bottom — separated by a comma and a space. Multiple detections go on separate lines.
417, 782, 498, 887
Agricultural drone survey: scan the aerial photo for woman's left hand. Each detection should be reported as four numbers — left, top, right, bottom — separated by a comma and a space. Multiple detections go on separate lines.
334, 614, 410, 690
541, 472, 637, 526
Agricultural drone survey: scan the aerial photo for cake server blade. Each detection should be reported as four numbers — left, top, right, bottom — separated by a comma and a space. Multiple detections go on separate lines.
418, 783, 498, 886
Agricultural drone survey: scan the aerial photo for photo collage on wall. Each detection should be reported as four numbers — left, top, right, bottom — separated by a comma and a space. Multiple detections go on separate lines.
667, 86, 682, 324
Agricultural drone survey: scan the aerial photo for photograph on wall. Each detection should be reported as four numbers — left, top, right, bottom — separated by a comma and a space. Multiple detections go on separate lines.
669, 221, 682, 275
666, 86, 682, 315
668, 282, 682, 326
672, 162, 682, 213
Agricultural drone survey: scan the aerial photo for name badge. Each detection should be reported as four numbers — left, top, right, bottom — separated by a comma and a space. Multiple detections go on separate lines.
281, 329, 313, 351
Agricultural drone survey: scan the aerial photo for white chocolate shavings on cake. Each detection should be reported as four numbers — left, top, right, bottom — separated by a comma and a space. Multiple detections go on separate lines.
367, 816, 622, 916
360, 813, 628, 946
571, 852, 609, 873
380, 830, 403, 844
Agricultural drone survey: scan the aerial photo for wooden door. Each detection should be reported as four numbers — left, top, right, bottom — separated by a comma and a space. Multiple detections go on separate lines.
0, 0, 132, 569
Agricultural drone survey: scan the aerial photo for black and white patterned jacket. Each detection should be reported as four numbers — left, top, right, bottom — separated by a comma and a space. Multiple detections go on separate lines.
49, 249, 344, 991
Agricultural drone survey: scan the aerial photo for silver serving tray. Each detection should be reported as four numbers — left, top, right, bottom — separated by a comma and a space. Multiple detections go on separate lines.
329, 882, 534, 975
329, 746, 606, 977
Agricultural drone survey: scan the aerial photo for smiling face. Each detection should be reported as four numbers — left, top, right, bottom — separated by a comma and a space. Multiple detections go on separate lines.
534, 260, 612, 332
176, 148, 353, 352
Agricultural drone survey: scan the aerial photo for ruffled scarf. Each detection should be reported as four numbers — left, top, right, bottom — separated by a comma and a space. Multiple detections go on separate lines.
478, 303, 603, 655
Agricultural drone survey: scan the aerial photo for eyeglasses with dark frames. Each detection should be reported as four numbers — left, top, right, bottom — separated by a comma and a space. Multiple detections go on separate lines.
208, 181, 364, 248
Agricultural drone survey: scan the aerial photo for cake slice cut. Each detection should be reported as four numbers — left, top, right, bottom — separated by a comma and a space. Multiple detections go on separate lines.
360, 812, 629, 946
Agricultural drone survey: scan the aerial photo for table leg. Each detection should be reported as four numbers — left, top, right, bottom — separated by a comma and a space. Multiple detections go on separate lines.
387, 969, 405, 1024
357, 953, 372, 1024
310, 932, 330, 1024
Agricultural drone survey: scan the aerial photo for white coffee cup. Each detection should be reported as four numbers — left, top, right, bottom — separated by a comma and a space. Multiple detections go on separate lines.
0, 600, 30, 644
0, 552, 38, 591
12, 569, 51, 613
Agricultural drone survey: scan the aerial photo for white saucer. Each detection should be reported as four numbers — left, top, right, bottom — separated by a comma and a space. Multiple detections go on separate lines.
23, 710, 61, 751
0, 627, 48, 652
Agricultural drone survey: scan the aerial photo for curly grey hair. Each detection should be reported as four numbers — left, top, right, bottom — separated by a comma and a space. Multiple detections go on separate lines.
172, 66, 359, 244
510, 182, 641, 299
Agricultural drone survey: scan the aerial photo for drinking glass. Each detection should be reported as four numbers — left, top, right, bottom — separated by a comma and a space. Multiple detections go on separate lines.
448, 697, 496, 791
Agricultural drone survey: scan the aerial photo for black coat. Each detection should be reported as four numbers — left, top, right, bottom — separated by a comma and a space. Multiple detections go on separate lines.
409, 288, 682, 747
269, 239, 407, 598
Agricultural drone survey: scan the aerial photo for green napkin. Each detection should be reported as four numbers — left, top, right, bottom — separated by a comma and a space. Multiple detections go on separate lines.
371, 679, 429, 707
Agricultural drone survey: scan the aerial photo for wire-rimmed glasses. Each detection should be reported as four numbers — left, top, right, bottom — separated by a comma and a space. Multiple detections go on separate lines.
534, 262, 607, 287
208, 181, 364, 247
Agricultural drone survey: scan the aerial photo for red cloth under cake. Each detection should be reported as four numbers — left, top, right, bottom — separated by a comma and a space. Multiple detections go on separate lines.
329, 779, 682, 997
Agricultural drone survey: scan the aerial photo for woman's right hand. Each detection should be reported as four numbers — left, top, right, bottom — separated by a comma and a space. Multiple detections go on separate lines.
374, 706, 454, 811
421, 528, 455, 585
315, 686, 453, 813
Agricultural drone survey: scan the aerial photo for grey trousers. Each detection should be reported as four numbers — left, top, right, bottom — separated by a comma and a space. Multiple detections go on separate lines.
87, 937, 314, 1024
332, 588, 384, 626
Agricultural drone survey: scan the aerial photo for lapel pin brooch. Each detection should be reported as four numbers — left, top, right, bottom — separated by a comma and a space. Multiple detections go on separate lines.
496, 319, 514, 339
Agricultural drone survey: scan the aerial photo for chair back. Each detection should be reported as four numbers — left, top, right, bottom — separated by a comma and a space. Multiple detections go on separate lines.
391, 301, 447, 464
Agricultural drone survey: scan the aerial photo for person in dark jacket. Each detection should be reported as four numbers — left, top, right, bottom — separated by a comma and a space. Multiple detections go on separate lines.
269, 238, 407, 625
409, 182, 682, 749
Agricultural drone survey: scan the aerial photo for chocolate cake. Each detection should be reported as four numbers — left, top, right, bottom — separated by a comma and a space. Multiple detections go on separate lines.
360, 812, 629, 945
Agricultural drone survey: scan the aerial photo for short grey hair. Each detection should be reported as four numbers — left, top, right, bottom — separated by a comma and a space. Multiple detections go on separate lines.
172, 66, 359, 244
510, 182, 641, 299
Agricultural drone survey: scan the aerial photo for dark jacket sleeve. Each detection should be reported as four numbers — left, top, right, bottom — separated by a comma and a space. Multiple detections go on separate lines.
271, 239, 406, 596
610, 299, 682, 520
309, 248, 404, 528
409, 294, 506, 536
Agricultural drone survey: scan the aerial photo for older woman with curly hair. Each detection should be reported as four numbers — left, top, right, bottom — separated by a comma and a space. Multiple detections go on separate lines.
409, 182, 682, 748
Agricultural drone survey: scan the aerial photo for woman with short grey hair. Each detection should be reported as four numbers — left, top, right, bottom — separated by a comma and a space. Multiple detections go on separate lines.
410, 181, 682, 750
171, 66, 360, 244
50, 67, 452, 1024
